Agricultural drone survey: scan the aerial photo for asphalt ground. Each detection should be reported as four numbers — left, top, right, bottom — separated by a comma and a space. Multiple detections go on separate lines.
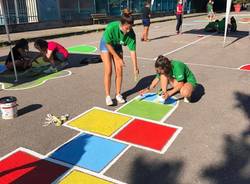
0, 13, 250, 184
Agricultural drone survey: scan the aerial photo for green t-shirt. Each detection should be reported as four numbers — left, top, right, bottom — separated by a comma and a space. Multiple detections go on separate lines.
207, 3, 213, 13
156, 60, 197, 87
217, 19, 225, 32
103, 21, 136, 51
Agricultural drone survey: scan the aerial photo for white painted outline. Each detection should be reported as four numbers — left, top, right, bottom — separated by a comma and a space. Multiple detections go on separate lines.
0, 147, 126, 184
125, 54, 240, 71
0, 70, 72, 91
61, 106, 182, 154
115, 93, 180, 123
67, 44, 97, 54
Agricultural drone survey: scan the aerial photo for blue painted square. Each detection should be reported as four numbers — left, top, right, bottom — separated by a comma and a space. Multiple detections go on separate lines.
163, 97, 177, 105
139, 93, 177, 106
50, 134, 127, 173
139, 93, 158, 102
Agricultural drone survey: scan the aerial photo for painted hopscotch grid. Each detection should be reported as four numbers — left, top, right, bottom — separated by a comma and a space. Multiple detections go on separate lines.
116, 93, 179, 122
67, 108, 132, 137
0, 147, 126, 184
63, 107, 182, 154
0, 148, 68, 184
49, 133, 128, 173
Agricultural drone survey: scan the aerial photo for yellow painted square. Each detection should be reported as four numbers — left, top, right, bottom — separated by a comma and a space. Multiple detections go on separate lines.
68, 108, 132, 136
59, 170, 113, 184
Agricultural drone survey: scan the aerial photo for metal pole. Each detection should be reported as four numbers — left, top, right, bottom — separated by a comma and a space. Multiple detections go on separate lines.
93, 0, 96, 13
107, 0, 110, 15
14, 0, 19, 24
0, 0, 18, 82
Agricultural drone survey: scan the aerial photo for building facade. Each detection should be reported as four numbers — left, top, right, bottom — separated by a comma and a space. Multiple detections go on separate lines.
0, 0, 193, 25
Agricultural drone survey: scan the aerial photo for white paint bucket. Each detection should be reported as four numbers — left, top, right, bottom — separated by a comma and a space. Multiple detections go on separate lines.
0, 96, 18, 120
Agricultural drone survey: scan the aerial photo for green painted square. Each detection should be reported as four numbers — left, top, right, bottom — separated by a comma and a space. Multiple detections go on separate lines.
118, 100, 174, 121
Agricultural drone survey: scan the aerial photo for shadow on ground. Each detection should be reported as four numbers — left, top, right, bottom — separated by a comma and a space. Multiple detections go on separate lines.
0, 52, 101, 89
122, 75, 155, 99
234, 92, 250, 137
150, 34, 177, 41
130, 156, 184, 184
0, 134, 90, 183
201, 91, 250, 184
18, 104, 43, 117
191, 83, 205, 103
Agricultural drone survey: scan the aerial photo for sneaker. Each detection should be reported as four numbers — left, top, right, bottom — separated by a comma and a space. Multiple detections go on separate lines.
43, 66, 57, 74
116, 94, 125, 104
106, 96, 113, 106
184, 97, 191, 103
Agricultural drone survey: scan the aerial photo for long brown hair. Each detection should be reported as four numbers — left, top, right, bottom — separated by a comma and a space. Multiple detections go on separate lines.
155, 55, 172, 76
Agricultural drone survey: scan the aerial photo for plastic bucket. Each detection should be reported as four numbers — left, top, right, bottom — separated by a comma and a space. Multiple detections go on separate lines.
0, 96, 18, 120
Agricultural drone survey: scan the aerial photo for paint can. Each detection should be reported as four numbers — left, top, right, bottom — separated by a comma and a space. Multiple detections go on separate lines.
0, 96, 18, 120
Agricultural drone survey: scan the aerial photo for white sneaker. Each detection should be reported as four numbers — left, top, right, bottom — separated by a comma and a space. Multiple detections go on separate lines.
184, 97, 191, 103
116, 94, 125, 104
106, 96, 113, 106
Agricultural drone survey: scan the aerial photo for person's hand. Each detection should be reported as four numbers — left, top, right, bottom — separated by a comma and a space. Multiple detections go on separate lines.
139, 88, 149, 96
134, 67, 139, 82
115, 56, 125, 67
162, 91, 170, 100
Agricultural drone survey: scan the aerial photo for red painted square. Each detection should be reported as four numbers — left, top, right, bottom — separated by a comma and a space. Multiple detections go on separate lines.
114, 119, 177, 151
0, 151, 68, 184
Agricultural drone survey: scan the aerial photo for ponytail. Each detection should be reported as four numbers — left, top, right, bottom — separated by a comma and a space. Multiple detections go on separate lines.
121, 8, 134, 25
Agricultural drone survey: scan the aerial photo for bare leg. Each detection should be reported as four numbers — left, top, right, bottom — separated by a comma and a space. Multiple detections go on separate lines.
145, 26, 149, 41
113, 53, 123, 96
180, 83, 194, 98
101, 52, 112, 97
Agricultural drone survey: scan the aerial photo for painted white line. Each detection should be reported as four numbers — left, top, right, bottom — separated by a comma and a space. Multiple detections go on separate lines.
44, 132, 82, 157
0, 147, 126, 184
61, 106, 182, 154
125, 54, 240, 71
52, 167, 127, 184
153, 34, 214, 60
161, 126, 183, 153
0, 70, 72, 91
115, 94, 180, 124
100, 145, 131, 175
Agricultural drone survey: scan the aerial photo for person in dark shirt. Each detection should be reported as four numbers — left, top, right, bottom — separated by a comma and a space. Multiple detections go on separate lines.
5, 38, 32, 71
141, 2, 151, 42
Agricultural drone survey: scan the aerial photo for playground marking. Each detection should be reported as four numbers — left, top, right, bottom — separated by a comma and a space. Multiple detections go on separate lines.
238, 64, 250, 71
116, 93, 179, 123
114, 119, 179, 151
67, 45, 97, 54
0, 70, 72, 91
0, 147, 126, 184
0, 148, 68, 184
68, 108, 132, 137
49, 133, 128, 173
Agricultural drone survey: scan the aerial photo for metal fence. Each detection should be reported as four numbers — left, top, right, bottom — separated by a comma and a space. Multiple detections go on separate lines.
0, 0, 38, 25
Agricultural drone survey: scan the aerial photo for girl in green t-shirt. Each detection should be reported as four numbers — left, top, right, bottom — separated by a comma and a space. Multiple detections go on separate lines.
100, 11, 139, 106
140, 55, 197, 103
207, 0, 215, 22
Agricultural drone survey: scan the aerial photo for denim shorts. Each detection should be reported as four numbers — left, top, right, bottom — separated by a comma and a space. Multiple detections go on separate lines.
99, 37, 123, 54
